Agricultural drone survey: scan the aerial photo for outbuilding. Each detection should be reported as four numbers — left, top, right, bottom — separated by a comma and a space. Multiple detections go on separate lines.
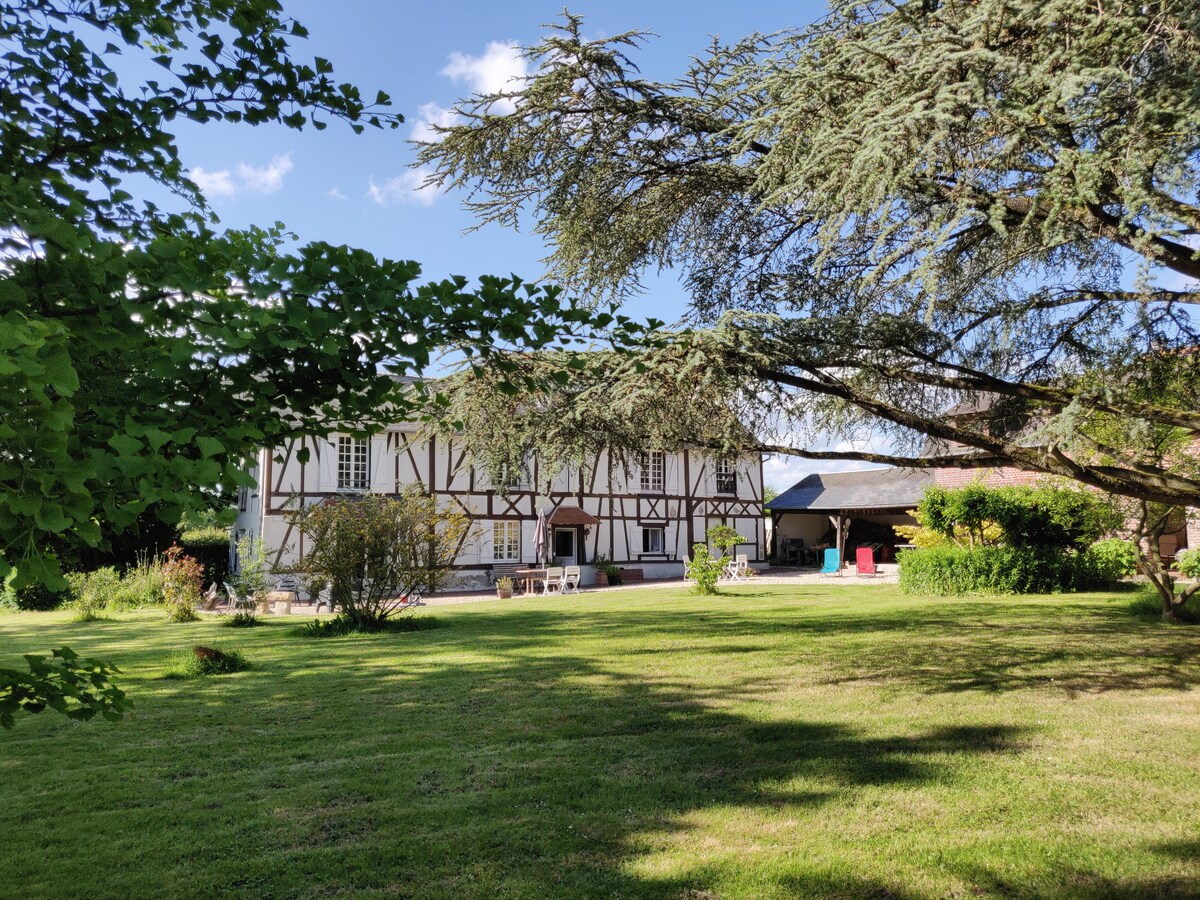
769, 468, 933, 565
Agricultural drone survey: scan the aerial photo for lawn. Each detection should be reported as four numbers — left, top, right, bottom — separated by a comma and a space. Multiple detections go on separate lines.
1, 585, 1198, 899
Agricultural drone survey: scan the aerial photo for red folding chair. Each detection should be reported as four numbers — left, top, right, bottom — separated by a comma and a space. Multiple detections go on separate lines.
855, 546, 878, 577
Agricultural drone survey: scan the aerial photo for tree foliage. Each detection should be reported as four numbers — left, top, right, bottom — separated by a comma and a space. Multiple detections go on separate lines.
1, 0, 617, 589
420, 3, 1200, 507
916, 483, 1120, 550
0, 647, 130, 729
291, 490, 470, 631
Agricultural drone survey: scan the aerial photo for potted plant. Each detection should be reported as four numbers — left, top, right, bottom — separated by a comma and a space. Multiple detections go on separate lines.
604, 562, 623, 587
496, 576, 514, 599
593, 554, 613, 587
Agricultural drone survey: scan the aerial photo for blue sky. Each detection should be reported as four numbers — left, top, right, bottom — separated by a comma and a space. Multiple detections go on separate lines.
177, 1, 824, 318
170, 0, 857, 489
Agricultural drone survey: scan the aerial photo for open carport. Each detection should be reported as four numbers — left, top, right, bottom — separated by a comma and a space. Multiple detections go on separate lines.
769, 468, 933, 565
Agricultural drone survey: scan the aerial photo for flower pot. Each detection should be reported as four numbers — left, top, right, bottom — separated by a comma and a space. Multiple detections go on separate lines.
497, 588, 513, 599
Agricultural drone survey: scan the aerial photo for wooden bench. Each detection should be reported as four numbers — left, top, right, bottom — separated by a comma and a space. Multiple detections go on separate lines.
490, 563, 525, 589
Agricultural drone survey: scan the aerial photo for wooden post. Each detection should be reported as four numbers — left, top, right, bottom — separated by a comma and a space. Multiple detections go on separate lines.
834, 512, 845, 565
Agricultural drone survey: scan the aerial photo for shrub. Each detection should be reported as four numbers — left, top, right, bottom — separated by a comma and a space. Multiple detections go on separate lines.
686, 543, 725, 595
66, 568, 122, 622
291, 490, 469, 631
162, 546, 204, 623
164, 646, 250, 678
898, 545, 1122, 596
179, 527, 232, 588
1176, 548, 1200, 580
109, 553, 166, 609
221, 612, 261, 628
1, 580, 71, 611
1085, 539, 1139, 583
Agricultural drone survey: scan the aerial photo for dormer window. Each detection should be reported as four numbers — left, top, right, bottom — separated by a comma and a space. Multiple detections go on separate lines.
715, 458, 737, 494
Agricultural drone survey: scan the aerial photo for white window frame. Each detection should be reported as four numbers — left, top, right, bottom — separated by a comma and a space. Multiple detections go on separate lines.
715, 457, 737, 495
642, 526, 665, 555
492, 521, 520, 561
639, 451, 665, 492
337, 436, 369, 491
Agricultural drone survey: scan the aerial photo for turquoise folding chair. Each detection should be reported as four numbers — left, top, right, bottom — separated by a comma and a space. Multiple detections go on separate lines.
819, 548, 842, 576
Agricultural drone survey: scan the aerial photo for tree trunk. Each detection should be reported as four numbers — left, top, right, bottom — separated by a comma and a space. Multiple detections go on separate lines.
1131, 500, 1187, 622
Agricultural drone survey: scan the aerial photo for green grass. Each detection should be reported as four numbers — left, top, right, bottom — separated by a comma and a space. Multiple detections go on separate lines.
1, 585, 1198, 898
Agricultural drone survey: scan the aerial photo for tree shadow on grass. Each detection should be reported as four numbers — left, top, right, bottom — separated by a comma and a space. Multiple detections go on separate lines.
446, 602, 1200, 698
181, 651, 1030, 899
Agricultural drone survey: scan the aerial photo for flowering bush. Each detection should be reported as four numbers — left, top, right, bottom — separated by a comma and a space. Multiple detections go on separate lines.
162, 546, 204, 622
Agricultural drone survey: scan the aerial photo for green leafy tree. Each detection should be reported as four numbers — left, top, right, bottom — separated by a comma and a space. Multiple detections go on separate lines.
763, 486, 779, 517
916, 484, 1120, 551
686, 525, 748, 595
419, 4, 1200, 508
1, 0, 614, 590
291, 489, 471, 631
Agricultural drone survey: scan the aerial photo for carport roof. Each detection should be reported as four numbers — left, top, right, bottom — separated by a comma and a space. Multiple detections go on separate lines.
771, 468, 933, 512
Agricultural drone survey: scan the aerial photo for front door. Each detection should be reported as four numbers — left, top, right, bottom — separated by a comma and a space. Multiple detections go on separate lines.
552, 527, 576, 565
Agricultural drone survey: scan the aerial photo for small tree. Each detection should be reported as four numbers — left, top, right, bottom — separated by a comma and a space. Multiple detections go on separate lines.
687, 526, 750, 596
232, 534, 272, 603
292, 489, 470, 631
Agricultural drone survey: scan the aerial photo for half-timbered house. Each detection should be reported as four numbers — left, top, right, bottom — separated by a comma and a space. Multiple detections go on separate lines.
234, 425, 766, 588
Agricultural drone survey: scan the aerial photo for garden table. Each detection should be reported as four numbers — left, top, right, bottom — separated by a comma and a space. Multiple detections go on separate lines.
514, 567, 548, 594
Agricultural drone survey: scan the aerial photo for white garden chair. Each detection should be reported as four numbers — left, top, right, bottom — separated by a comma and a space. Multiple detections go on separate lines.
542, 566, 565, 594
562, 565, 581, 593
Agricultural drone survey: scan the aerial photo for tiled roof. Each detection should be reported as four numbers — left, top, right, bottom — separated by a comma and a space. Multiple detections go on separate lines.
771, 467, 934, 512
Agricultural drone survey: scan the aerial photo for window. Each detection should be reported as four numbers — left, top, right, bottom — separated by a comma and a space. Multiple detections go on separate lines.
237, 485, 248, 512
642, 526, 665, 554
493, 521, 520, 561
639, 451, 665, 492
715, 458, 737, 494
503, 464, 528, 491
337, 436, 369, 491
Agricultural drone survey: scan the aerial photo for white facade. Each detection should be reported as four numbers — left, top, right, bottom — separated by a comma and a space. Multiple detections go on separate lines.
234, 426, 766, 590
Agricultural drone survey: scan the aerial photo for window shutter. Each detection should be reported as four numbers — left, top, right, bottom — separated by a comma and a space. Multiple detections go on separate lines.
480, 522, 495, 562
317, 439, 337, 490
370, 436, 389, 491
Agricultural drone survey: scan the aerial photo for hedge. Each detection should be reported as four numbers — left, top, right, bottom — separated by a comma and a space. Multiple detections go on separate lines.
898, 544, 1125, 596
179, 527, 232, 588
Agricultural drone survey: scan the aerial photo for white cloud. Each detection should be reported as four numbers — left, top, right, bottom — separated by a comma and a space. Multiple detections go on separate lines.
190, 154, 293, 200
326, 187, 347, 201
366, 169, 438, 208
411, 102, 459, 143
191, 166, 236, 198
235, 154, 293, 195
441, 41, 527, 114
